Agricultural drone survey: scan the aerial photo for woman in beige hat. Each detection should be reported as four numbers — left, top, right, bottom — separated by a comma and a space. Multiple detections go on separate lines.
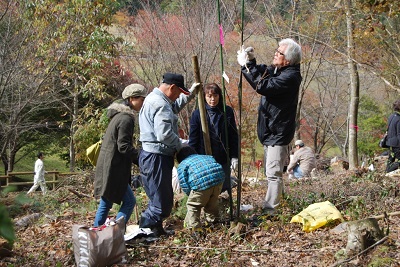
93, 83, 147, 227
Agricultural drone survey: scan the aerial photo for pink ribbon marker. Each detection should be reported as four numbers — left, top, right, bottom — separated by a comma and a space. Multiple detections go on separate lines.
219, 24, 224, 46
350, 124, 359, 131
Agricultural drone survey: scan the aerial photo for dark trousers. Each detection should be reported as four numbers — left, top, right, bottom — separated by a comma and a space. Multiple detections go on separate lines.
139, 150, 174, 229
221, 162, 231, 193
386, 147, 400, 173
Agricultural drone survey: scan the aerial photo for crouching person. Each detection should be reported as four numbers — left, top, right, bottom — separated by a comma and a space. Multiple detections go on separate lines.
176, 146, 225, 228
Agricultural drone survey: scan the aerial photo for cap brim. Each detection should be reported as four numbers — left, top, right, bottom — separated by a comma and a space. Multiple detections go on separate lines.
178, 87, 190, 95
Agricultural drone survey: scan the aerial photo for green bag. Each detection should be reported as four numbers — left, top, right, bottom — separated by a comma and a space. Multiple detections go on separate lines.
86, 140, 102, 166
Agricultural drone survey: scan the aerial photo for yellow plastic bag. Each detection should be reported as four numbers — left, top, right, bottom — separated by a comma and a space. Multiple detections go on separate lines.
290, 201, 344, 232
86, 140, 102, 166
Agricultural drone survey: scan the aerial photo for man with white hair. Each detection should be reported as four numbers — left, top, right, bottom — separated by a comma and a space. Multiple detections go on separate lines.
287, 140, 316, 178
237, 38, 302, 215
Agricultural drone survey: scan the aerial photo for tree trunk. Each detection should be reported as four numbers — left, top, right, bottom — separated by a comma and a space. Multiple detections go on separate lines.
345, 218, 383, 256
291, 0, 301, 143
1, 153, 8, 175
69, 86, 78, 172
8, 148, 16, 173
345, 0, 359, 169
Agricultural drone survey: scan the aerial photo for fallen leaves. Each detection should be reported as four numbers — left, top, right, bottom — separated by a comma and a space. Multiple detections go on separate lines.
1, 168, 400, 266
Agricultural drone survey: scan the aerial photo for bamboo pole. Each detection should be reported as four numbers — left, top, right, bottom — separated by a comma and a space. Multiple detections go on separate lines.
235, 0, 245, 219
217, 0, 234, 221
191, 55, 212, 155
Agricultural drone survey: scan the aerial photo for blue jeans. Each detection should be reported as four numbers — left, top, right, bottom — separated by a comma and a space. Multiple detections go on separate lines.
93, 185, 136, 227
293, 165, 304, 178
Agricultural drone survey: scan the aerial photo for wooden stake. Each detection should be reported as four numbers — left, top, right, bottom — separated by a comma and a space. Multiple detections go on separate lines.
192, 55, 212, 155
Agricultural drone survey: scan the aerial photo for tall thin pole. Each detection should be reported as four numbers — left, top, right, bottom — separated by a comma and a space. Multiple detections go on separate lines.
236, 0, 245, 219
192, 56, 212, 155
217, 0, 233, 221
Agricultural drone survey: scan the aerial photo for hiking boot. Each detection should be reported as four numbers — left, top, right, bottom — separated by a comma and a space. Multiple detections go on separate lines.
149, 225, 175, 238
261, 208, 276, 216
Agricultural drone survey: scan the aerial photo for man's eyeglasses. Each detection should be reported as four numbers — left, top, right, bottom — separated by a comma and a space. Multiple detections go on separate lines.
275, 49, 285, 56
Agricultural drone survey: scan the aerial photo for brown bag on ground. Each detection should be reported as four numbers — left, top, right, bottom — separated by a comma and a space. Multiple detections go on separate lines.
72, 217, 127, 267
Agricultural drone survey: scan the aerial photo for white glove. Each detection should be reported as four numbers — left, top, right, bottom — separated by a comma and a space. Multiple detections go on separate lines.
231, 158, 239, 172
189, 82, 201, 94
177, 141, 189, 153
181, 142, 189, 148
237, 46, 255, 66
180, 138, 189, 144
237, 46, 247, 66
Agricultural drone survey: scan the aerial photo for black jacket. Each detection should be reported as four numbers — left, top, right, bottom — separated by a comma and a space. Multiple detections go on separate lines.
386, 112, 400, 148
189, 104, 238, 165
241, 59, 302, 146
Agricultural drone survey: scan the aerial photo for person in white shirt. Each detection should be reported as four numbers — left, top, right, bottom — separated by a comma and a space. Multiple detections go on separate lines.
27, 152, 47, 195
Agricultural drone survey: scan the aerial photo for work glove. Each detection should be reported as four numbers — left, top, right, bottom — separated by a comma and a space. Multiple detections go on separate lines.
177, 141, 189, 153
183, 142, 190, 148
231, 158, 239, 172
237, 46, 255, 66
189, 82, 201, 94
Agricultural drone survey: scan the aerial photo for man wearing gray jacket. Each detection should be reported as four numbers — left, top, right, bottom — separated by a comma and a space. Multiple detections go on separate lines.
138, 73, 200, 237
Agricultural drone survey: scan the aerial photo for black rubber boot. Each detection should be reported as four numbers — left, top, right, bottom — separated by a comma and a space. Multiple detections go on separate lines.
150, 225, 175, 237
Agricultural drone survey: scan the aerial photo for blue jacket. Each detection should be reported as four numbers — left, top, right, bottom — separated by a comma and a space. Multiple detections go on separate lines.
189, 104, 238, 164
241, 60, 302, 146
139, 87, 196, 156
177, 154, 225, 195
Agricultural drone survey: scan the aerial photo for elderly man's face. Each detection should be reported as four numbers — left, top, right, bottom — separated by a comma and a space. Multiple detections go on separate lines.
273, 45, 289, 68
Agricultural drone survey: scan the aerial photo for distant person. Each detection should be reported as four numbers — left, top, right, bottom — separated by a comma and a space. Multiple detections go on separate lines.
189, 83, 239, 193
93, 83, 147, 227
286, 140, 316, 178
138, 73, 200, 237
385, 99, 400, 173
237, 38, 302, 215
176, 146, 225, 228
27, 152, 47, 195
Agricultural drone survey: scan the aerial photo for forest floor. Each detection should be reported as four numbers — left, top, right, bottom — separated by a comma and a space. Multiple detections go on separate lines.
1, 162, 400, 267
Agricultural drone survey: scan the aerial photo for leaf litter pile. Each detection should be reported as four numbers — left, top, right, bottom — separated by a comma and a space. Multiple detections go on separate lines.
1, 165, 400, 267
